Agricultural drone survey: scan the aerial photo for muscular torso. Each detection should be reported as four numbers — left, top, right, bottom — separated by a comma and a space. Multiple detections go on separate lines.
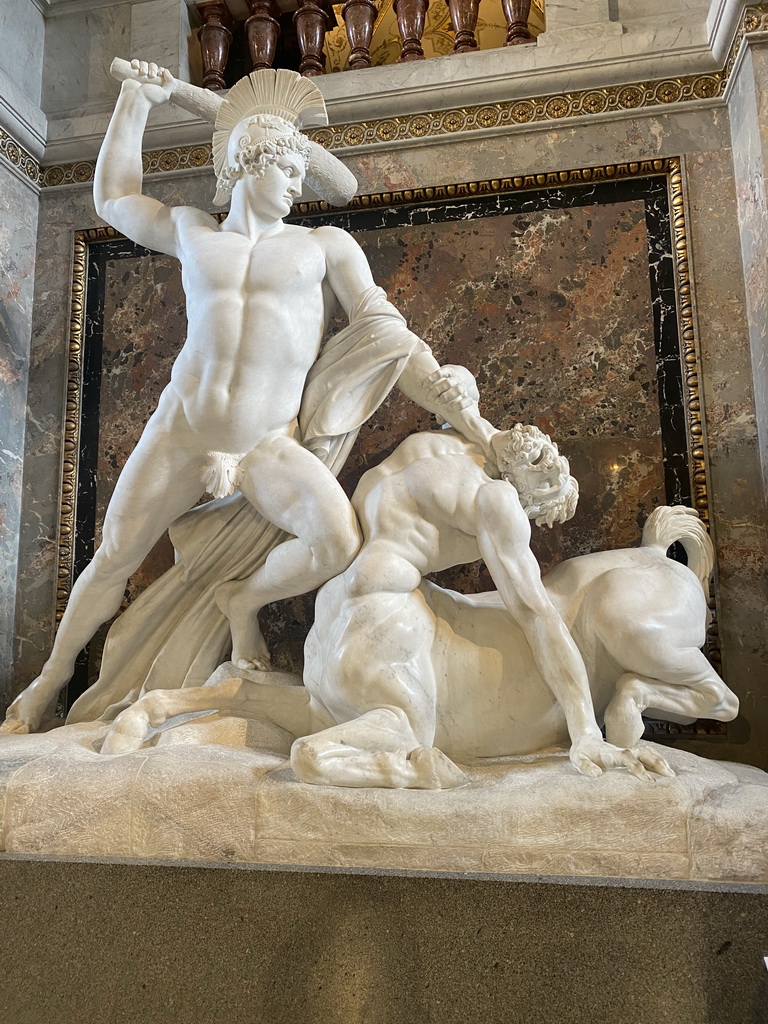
155, 221, 331, 453
351, 432, 493, 584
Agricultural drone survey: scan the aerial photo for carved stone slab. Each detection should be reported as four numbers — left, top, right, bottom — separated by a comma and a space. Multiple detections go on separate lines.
1, 723, 766, 883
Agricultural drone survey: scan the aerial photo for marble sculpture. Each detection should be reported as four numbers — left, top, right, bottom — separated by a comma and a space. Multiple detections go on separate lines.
2, 62, 739, 793
102, 420, 739, 789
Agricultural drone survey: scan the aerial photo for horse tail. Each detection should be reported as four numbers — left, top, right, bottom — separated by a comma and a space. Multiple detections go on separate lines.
640, 505, 714, 592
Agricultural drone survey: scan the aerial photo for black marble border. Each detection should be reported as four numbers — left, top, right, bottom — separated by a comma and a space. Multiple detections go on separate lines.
70, 176, 697, 719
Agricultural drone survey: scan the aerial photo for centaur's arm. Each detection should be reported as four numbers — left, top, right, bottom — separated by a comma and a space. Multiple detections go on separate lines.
474, 479, 664, 780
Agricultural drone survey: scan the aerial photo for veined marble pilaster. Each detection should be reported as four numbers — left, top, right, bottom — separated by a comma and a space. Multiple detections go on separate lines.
0, 163, 39, 709
727, 33, 768, 497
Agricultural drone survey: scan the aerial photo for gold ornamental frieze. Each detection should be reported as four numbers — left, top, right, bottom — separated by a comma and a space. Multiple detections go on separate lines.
21, 4, 768, 187
0, 126, 41, 185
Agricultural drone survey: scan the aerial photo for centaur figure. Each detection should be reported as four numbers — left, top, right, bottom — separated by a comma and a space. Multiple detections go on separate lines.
102, 412, 737, 785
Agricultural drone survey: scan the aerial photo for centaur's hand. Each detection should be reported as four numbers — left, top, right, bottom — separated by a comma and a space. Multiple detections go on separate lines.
569, 734, 675, 780
119, 60, 174, 107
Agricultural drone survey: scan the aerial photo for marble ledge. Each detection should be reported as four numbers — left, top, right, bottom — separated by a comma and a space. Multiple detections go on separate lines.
41, 97, 728, 187
40, 20, 732, 165
1, 721, 767, 884
0, 71, 47, 163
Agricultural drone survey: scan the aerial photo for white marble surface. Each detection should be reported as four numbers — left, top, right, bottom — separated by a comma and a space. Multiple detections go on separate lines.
0, 0, 44, 108
0, 0, 46, 159
2, 67, 499, 733
41, 3, 132, 118
1, 721, 766, 881
540, 0, 624, 46
130, 0, 200, 84
99, 463, 737, 789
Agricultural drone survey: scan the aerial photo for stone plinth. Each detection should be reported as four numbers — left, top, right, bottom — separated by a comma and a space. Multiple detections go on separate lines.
1, 856, 767, 1024
1, 720, 767, 882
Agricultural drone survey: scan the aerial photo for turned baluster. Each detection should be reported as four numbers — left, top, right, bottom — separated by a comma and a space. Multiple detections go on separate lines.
196, 1, 234, 90
245, 0, 281, 71
342, 0, 377, 70
294, 0, 332, 76
446, 0, 479, 53
501, 0, 532, 45
394, 0, 429, 61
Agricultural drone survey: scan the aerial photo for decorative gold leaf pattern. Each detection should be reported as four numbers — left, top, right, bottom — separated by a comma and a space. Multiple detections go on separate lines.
0, 4, 762, 200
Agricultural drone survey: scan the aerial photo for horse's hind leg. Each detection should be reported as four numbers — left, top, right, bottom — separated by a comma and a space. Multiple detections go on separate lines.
603, 650, 739, 749
291, 707, 467, 790
101, 677, 316, 755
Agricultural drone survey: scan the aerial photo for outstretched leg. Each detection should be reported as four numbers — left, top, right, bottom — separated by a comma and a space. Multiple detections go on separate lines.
215, 433, 361, 670
291, 707, 467, 789
603, 650, 738, 749
3, 423, 205, 734
101, 676, 322, 754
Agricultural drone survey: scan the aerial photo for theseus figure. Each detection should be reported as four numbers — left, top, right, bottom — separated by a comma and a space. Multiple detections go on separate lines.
3, 63, 497, 733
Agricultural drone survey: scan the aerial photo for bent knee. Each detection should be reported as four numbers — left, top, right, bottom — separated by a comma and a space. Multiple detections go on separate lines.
308, 520, 361, 578
90, 542, 145, 579
290, 735, 328, 785
708, 682, 739, 721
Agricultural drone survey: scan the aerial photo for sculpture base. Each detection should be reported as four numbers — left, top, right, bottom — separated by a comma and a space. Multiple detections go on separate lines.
2, 856, 767, 1024
1, 720, 766, 882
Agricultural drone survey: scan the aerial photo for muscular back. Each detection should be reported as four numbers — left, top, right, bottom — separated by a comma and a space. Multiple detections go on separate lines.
351, 431, 495, 579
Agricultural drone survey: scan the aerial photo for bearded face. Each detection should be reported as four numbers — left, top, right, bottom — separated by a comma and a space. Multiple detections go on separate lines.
492, 425, 579, 527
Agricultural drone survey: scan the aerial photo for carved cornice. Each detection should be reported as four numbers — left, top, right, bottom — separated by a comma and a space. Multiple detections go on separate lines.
31, 4, 768, 186
0, 125, 41, 187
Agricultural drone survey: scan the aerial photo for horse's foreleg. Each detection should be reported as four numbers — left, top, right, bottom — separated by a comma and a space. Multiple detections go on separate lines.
603, 651, 738, 749
291, 707, 467, 790
101, 677, 316, 755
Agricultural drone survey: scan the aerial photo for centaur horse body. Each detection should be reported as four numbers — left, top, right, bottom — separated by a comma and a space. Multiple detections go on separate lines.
102, 431, 738, 788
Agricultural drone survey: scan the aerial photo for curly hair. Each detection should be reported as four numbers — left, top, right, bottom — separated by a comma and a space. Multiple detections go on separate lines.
215, 115, 312, 203
493, 424, 579, 528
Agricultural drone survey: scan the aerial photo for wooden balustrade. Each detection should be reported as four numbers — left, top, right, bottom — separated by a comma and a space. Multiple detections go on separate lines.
446, 0, 480, 52
342, 0, 378, 70
196, 1, 234, 89
294, 0, 336, 76
501, 0, 533, 45
245, 0, 281, 72
393, 0, 428, 61
196, 0, 534, 83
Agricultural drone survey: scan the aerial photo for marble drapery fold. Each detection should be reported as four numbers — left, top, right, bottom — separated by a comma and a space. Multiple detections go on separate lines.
67, 286, 425, 723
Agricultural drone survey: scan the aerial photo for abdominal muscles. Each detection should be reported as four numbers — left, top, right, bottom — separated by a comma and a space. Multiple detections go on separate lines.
170, 289, 327, 452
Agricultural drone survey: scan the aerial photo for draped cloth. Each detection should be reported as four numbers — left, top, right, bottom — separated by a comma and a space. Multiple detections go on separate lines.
67, 287, 426, 724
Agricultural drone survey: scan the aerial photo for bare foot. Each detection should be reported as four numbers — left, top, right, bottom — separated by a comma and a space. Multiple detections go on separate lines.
214, 580, 272, 671
1, 674, 65, 734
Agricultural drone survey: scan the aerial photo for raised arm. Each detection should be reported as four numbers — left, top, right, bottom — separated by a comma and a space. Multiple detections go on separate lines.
94, 62, 210, 257
473, 479, 664, 780
320, 225, 498, 454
